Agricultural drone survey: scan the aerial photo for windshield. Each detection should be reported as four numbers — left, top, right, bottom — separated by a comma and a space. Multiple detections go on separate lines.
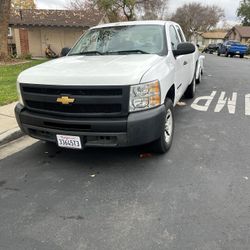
68, 25, 167, 56
228, 41, 242, 46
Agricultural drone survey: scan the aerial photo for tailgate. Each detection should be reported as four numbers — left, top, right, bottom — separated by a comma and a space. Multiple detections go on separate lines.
229, 45, 248, 53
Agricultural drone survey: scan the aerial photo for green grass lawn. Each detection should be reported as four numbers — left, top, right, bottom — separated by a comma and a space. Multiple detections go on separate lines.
0, 60, 46, 106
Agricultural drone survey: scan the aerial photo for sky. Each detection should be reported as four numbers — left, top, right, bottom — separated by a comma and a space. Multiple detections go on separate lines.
36, 0, 241, 24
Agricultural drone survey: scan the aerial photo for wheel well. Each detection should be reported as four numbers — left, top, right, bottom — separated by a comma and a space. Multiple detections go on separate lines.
165, 85, 175, 103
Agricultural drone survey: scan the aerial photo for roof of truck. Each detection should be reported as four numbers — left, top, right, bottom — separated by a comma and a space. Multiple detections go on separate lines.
91, 20, 176, 29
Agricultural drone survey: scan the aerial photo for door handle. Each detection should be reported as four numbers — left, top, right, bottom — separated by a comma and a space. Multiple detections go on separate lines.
183, 61, 188, 66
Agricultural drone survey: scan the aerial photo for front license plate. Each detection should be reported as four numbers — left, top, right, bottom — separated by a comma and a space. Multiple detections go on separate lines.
56, 134, 82, 149
236, 51, 240, 54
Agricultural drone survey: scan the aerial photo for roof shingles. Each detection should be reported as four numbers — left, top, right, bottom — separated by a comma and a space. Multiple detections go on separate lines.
234, 25, 250, 38
9, 9, 104, 28
201, 31, 227, 39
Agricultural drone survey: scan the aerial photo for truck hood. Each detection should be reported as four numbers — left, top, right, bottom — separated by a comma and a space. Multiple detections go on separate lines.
18, 55, 163, 86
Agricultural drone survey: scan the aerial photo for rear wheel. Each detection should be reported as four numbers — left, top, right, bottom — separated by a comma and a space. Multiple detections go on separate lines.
240, 54, 244, 58
230, 54, 234, 58
151, 99, 174, 154
185, 75, 196, 99
196, 68, 202, 84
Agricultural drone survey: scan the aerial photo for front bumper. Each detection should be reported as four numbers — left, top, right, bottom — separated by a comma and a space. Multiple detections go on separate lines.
15, 103, 166, 148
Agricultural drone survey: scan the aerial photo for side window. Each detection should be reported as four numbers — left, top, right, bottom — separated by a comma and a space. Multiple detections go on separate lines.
169, 25, 181, 50
176, 27, 185, 43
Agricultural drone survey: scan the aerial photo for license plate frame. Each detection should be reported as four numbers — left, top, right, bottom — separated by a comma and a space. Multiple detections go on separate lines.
56, 134, 82, 149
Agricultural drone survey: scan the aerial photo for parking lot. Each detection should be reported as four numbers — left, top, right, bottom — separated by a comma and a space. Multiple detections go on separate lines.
0, 54, 250, 250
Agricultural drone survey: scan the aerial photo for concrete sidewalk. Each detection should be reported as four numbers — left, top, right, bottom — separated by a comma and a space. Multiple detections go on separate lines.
0, 102, 23, 146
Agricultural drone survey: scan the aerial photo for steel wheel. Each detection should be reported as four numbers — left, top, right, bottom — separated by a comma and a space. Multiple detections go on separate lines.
164, 109, 173, 144
192, 76, 196, 93
151, 98, 174, 154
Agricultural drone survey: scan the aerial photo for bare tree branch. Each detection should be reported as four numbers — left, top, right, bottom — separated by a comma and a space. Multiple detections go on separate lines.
171, 2, 224, 40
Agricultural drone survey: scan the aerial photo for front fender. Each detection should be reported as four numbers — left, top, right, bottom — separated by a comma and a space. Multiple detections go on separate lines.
140, 55, 176, 106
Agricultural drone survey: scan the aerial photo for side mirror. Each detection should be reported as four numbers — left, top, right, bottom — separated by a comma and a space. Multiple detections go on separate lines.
173, 43, 196, 57
60, 47, 71, 57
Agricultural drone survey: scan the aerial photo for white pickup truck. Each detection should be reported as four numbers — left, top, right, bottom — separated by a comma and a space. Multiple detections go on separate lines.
15, 21, 204, 153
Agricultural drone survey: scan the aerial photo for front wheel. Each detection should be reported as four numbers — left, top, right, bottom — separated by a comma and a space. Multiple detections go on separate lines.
151, 99, 174, 154
240, 54, 244, 58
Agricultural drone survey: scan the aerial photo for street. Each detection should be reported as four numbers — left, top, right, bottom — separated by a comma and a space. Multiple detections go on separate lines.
0, 54, 250, 250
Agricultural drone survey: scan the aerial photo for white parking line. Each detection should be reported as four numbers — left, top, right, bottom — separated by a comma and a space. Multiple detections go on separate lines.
214, 92, 237, 114
245, 94, 250, 116
191, 91, 250, 116
191, 91, 216, 112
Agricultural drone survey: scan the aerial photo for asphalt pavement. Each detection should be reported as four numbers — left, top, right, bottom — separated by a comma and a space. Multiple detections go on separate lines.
0, 54, 250, 250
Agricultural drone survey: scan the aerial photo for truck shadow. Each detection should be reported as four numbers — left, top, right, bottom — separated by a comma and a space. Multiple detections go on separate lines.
15, 139, 167, 175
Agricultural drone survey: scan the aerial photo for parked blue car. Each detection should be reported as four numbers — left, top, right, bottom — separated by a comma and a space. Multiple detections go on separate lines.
217, 40, 248, 58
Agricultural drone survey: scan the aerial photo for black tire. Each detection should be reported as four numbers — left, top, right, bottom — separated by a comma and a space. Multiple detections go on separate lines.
230, 54, 234, 58
196, 67, 202, 84
150, 98, 174, 154
217, 52, 220, 56
240, 54, 244, 58
225, 52, 229, 57
185, 75, 196, 99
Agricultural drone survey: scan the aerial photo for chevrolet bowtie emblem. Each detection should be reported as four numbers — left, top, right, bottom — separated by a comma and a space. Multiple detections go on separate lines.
56, 96, 75, 105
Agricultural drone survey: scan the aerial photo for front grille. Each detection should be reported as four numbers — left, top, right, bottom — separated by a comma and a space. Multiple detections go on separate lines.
25, 101, 121, 114
22, 86, 123, 96
21, 84, 130, 117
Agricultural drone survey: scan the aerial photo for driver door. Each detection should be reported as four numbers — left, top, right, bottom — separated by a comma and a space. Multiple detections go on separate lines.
169, 25, 192, 100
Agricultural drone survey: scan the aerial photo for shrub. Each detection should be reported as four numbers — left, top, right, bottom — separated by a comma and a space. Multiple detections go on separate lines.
19, 53, 32, 60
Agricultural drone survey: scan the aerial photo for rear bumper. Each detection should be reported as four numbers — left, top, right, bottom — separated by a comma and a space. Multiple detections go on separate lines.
228, 49, 247, 54
15, 103, 166, 148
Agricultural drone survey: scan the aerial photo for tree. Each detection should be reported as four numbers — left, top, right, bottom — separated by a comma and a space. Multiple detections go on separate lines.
67, 0, 169, 21
0, 0, 11, 60
139, 0, 168, 20
67, 0, 136, 21
237, 0, 250, 26
67, 0, 96, 11
11, 0, 36, 9
171, 2, 224, 40
95, 0, 137, 21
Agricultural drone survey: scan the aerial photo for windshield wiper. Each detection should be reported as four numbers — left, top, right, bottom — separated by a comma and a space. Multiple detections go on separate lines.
69, 51, 104, 56
107, 50, 149, 55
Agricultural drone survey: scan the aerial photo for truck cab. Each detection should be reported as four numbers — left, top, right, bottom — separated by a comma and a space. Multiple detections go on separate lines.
15, 21, 203, 153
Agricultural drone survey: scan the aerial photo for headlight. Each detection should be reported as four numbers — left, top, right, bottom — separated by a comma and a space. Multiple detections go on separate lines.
129, 80, 161, 112
16, 81, 24, 105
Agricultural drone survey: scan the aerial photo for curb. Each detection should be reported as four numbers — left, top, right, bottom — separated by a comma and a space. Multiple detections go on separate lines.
0, 127, 24, 146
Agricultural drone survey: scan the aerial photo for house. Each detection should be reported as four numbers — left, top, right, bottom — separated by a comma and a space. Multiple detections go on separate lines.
8, 9, 106, 57
225, 26, 250, 44
194, 31, 227, 48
